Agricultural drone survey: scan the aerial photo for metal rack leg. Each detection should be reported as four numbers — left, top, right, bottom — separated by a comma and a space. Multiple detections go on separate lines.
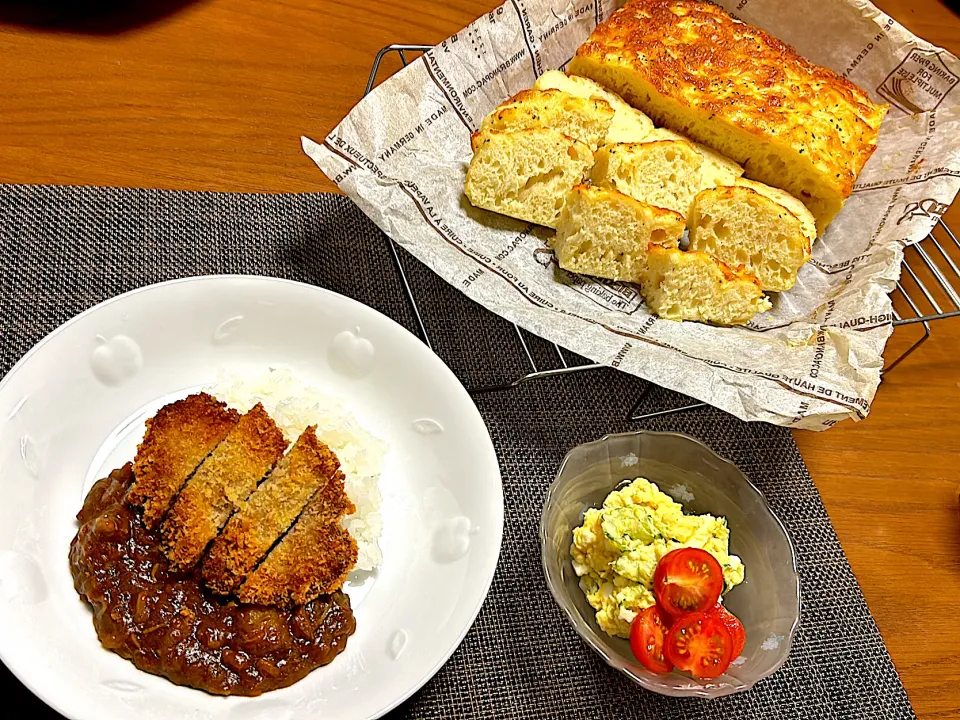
885, 282, 932, 374
385, 239, 433, 350
628, 383, 706, 421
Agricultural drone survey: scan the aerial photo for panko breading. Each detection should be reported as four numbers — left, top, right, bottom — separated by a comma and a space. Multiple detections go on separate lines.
161, 404, 287, 572
237, 472, 358, 607
202, 426, 342, 595
128, 393, 239, 529
570, 0, 888, 234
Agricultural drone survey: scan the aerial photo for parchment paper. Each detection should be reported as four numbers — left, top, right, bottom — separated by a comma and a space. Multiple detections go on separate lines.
303, 0, 960, 429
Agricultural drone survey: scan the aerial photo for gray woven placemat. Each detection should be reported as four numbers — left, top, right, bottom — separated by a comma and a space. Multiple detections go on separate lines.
0, 184, 914, 719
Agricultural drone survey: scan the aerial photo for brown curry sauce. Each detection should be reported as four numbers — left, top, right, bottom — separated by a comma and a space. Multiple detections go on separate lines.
69, 464, 356, 696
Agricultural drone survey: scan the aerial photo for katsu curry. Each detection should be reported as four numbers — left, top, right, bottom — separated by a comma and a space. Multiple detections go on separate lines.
69, 386, 374, 696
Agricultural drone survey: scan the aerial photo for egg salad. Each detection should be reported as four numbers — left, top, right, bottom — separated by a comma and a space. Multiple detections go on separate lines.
571, 478, 745, 638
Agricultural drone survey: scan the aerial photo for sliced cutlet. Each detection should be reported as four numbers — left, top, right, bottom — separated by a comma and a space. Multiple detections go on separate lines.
237, 470, 358, 607
161, 403, 288, 572
201, 426, 341, 595
128, 393, 240, 529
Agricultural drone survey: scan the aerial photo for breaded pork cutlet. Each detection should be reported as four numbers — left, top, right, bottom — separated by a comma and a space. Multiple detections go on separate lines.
161, 404, 287, 573
127, 393, 239, 529
237, 471, 358, 607
202, 426, 341, 595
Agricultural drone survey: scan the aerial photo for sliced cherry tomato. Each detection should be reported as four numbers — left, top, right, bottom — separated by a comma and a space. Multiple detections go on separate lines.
653, 547, 724, 616
664, 611, 733, 679
709, 604, 746, 659
630, 605, 674, 674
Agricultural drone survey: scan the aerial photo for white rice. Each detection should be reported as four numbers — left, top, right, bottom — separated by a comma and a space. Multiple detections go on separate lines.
207, 367, 388, 571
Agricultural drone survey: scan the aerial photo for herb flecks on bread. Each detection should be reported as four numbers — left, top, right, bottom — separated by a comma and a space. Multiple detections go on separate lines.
570, 0, 887, 235
474, 88, 615, 152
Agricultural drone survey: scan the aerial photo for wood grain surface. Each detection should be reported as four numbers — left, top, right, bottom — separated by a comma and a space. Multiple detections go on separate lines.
1, 0, 959, 717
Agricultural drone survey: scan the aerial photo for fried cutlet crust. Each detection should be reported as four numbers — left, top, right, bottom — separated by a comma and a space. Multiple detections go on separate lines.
161, 403, 288, 573
201, 426, 342, 595
237, 471, 358, 607
128, 393, 240, 529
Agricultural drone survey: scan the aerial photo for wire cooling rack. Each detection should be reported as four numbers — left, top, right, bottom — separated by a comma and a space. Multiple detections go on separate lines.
363, 44, 960, 421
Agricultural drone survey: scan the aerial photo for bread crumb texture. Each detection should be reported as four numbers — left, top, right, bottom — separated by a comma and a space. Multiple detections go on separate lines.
554, 184, 684, 283
534, 70, 655, 144
642, 245, 772, 325
465, 128, 594, 228
475, 88, 615, 151
688, 184, 813, 292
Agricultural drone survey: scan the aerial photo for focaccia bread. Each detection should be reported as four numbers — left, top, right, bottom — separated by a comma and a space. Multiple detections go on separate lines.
591, 140, 704, 217
464, 128, 594, 228
643, 127, 744, 189
474, 88, 614, 152
533, 70, 654, 144
642, 245, 772, 326
570, 0, 888, 235
553, 184, 684, 283
688, 184, 813, 292
735, 177, 817, 244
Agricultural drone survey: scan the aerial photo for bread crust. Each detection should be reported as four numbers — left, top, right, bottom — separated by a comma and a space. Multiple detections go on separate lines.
643, 244, 770, 325
554, 183, 685, 283
591, 139, 704, 217
465, 128, 594, 228
473, 88, 614, 152
571, 0, 888, 232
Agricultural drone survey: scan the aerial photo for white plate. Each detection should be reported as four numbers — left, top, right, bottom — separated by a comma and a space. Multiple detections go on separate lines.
0, 276, 503, 720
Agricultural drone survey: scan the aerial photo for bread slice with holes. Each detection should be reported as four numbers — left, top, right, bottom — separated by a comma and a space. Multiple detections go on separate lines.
591, 140, 703, 218
688, 184, 814, 292
643, 127, 744, 189
642, 245, 771, 325
465, 128, 594, 229
473, 89, 614, 152
533, 70, 654, 144
553, 184, 684, 283
735, 178, 818, 243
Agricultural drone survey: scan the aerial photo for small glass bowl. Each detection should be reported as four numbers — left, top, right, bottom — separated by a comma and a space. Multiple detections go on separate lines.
540, 430, 800, 698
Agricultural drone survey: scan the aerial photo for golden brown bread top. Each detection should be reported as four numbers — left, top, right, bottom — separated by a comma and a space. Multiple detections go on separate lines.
201, 426, 342, 595
472, 88, 615, 151
573, 0, 887, 198
161, 403, 288, 573
128, 393, 239, 529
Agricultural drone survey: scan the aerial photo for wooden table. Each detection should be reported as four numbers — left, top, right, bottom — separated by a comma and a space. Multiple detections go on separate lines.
1, 0, 958, 716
